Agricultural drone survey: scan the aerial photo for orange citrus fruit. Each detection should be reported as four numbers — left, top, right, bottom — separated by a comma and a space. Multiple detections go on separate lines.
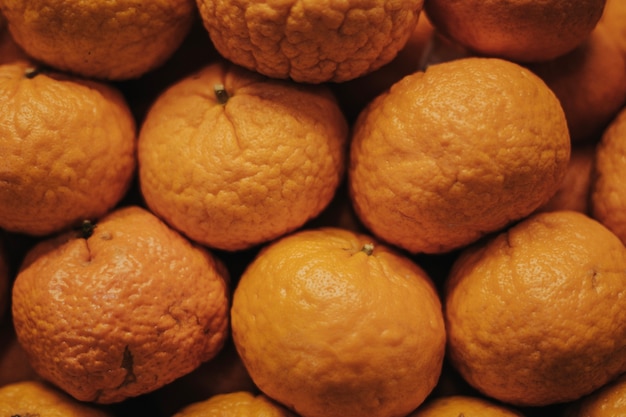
424, 0, 607, 62
0, 61, 136, 237
172, 391, 298, 417
599, 0, 626, 58
196, 0, 425, 83
445, 210, 626, 406
590, 105, 626, 244
526, 24, 626, 143
231, 227, 446, 417
0, 380, 113, 416
138, 61, 348, 251
409, 395, 525, 417
564, 374, 626, 416
349, 57, 570, 254
0, 0, 197, 80
11, 205, 230, 403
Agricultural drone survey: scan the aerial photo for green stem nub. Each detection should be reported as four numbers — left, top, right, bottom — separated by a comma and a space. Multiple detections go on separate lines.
214, 84, 229, 104
79, 220, 96, 239
361, 243, 375, 256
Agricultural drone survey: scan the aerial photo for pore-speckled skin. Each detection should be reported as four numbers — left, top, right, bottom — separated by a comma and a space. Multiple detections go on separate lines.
138, 61, 348, 251
196, 0, 424, 83
231, 227, 446, 417
0, 0, 196, 80
445, 211, 626, 406
11, 206, 230, 404
349, 57, 571, 254
0, 61, 136, 236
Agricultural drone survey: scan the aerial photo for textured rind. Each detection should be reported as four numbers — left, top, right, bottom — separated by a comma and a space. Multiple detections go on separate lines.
231, 227, 446, 417
196, 0, 424, 83
349, 57, 571, 254
0, 62, 136, 236
0, 0, 195, 79
11, 206, 230, 404
445, 211, 626, 406
138, 62, 348, 251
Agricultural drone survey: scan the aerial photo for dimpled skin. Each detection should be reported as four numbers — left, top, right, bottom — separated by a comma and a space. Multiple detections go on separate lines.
11, 206, 230, 404
173, 391, 298, 417
0, 61, 136, 236
0, 0, 196, 80
138, 61, 348, 251
231, 227, 446, 417
445, 210, 626, 406
196, 0, 424, 83
591, 106, 626, 245
424, 0, 606, 62
349, 57, 571, 254
408, 395, 525, 417
0, 380, 113, 417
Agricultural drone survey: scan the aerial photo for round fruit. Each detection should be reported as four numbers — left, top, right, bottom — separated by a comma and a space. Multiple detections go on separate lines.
11, 206, 230, 403
349, 57, 570, 254
445, 210, 626, 406
138, 61, 348, 251
0, 0, 196, 80
0, 61, 136, 236
196, 0, 425, 83
424, 0, 606, 62
231, 227, 446, 417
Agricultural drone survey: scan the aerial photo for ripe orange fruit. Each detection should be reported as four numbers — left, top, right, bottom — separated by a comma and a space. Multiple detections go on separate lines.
445, 210, 626, 406
526, 24, 626, 143
172, 391, 298, 417
408, 395, 525, 417
535, 143, 595, 214
231, 227, 446, 417
0, 380, 113, 416
0, 0, 197, 80
0, 61, 136, 237
424, 0, 606, 62
591, 106, 626, 244
349, 57, 570, 254
138, 61, 348, 251
564, 374, 626, 416
600, 0, 626, 57
11, 205, 230, 404
196, 0, 425, 83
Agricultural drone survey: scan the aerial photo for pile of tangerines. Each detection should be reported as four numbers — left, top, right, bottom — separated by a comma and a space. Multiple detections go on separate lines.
1, 0, 626, 416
